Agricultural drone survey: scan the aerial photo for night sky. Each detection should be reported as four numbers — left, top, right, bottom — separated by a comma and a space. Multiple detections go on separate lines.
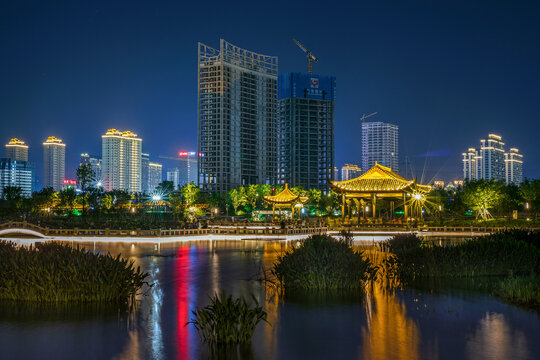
2, 0, 539, 187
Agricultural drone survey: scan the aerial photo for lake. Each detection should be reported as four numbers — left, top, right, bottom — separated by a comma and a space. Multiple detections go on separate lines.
0, 238, 539, 360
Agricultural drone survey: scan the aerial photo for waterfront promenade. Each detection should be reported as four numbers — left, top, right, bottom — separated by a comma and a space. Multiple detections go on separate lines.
1, 220, 536, 243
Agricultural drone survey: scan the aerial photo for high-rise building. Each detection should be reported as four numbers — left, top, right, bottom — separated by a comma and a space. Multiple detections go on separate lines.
362, 121, 399, 172
479, 134, 505, 181
141, 153, 150, 192
167, 168, 180, 190
43, 136, 65, 191
505, 148, 523, 184
101, 129, 142, 192
462, 134, 523, 184
333, 167, 339, 181
148, 162, 162, 192
341, 164, 362, 181
278, 73, 336, 191
5, 138, 29, 162
178, 151, 198, 186
0, 158, 34, 197
462, 148, 480, 181
80, 153, 102, 187
198, 39, 278, 192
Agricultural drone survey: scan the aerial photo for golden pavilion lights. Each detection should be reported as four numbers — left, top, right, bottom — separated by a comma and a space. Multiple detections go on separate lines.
263, 183, 309, 218
329, 163, 431, 222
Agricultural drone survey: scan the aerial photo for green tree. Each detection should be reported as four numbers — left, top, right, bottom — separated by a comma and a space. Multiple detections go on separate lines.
1, 186, 23, 214
110, 190, 131, 211
32, 187, 57, 214
245, 184, 259, 211
181, 183, 200, 207
520, 179, 540, 213
58, 188, 77, 213
290, 185, 308, 197
461, 180, 504, 221
168, 191, 184, 219
499, 183, 523, 215
308, 188, 322, 209
76, 164, 95, 192
228, 187, 246, 215
101, 194, 114, 211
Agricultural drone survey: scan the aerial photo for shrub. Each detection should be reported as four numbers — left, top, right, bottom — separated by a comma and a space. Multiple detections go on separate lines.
380, 233, 422, 253
188, 291, 267, 345
0, 241, 148, 303
272, 234, 377, 290
496, 276, 540, 310
382, 233, 540, 281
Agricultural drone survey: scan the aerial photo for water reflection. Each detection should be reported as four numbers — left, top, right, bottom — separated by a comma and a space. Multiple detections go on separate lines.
361, 286, 422, 360
466, 312, 530, 360
0, 240, 539, 360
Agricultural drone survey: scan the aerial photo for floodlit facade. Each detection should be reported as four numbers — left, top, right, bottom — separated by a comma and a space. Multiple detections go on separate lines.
0, 158, 34, 197
462, 134, 522, 184
341, 164, 362, 181
198, 39, 278, 192
278, 72, 336, 191
5, 138, 29, 162
148, 162, 162, 192
167, 168, 180, 190
505, 148, 523, 184
141, 153, 150, 192
43, 136, 65, 191
362, 121, 399, 172
178, 151, 198, 186
80, 153, 102, 187
479, 134, 505, 181
101, 129, 142, 192
462, 148, 480, 181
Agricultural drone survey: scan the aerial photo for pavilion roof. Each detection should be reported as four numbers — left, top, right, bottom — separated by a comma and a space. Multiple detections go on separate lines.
264, 184, 304, 204
329, 163, 431, 194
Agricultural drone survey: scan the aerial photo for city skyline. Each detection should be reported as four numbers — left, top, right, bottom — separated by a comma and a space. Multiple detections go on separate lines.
2, 1, 539, 185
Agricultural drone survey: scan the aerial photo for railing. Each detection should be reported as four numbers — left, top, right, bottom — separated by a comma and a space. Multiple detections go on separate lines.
1, 221, 538, 238
0, 221, 327, 238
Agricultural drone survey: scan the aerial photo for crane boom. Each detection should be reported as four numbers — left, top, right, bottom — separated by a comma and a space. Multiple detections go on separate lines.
292, 38, 319, 74
360, 112, 378, 123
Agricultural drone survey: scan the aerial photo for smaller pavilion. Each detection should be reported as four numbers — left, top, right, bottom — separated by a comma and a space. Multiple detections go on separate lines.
263, 184, 309, 218
329, 163, 431, 222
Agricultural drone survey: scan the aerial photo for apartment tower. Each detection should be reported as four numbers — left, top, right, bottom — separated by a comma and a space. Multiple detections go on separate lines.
101, 129, 142, 192
198, 39, 278, 192
43, 136, 65, 191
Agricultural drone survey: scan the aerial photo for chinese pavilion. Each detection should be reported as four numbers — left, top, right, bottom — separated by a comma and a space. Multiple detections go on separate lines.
263, 184, 309, 218
329, 163, 431, 221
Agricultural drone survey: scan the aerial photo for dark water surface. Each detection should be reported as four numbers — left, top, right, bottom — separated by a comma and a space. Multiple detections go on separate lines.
0, 239, 539, 360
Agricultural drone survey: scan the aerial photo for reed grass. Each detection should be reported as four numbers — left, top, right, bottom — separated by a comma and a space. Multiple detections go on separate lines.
272, 234, 377, 290
0, 241, 148, 303
188, 291, 267, 345
381, 232, 540, 281
496, 276, 540, 310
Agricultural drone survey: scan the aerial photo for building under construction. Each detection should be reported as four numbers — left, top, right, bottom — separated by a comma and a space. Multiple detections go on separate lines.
197, 39, 278, 192
278, 72, 336, 191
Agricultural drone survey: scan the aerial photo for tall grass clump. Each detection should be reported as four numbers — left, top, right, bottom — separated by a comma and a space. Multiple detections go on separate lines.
382, 233, 540, 281
496, 276, 540, 310
272, 234, 377, 290
0, 241, 148, 303
188, 291, 267, 345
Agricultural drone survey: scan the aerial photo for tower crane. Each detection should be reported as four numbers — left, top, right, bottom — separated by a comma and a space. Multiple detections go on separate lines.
360, 112, 378, 123
292, 38, 319, 74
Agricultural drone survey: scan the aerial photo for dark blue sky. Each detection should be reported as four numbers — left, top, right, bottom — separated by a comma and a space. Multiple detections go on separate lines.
2, 0, 539, 186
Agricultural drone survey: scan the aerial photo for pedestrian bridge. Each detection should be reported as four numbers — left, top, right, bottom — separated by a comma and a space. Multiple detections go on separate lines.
0, 222, 47, 238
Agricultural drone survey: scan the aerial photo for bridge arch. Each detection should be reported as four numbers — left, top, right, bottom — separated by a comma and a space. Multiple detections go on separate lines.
0, 228, 46, 238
